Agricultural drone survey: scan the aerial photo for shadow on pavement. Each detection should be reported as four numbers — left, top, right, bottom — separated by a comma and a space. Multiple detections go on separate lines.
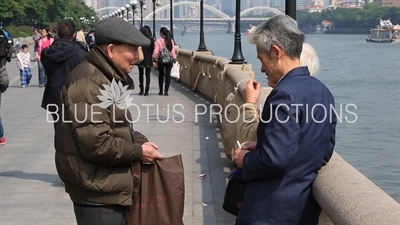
0, 170, 64, 187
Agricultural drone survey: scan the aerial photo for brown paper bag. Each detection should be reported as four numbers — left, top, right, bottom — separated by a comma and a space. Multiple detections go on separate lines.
127, 155, 185, 225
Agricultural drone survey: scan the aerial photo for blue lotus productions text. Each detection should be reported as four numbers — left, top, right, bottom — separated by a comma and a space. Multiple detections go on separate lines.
46, 103, 186, 124
195, 103, 358, 124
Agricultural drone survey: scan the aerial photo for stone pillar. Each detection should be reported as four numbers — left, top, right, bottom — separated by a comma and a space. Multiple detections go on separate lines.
227, 21, 235, 34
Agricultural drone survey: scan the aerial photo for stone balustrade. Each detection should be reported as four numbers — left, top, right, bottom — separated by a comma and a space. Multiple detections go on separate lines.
176, 48, 400, 224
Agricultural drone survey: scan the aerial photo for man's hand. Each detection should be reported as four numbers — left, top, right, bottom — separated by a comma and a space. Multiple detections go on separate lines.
141, 144, 163, 163
241, 141, 257, 151
243, 79, 261, 104
234, 149, 250, 168
142, 141, 159, 150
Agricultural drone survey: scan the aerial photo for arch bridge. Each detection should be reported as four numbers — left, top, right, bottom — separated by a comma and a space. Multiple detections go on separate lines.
96, 2, 284, 22
143, 2, 283, 21
96, 1, 284, 29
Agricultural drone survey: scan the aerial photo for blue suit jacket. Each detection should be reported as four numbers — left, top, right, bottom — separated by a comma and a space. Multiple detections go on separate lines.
238, 67, 336, 225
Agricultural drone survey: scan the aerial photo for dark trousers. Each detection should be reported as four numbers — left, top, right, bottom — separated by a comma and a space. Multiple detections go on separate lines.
0, 98, 3, 138
0, 57, 6, 68
51, 112, 58, 131
158, 63, 173, 93
38, 60, 47, 85
73, 203, 128, 225
138, 66, 151, 93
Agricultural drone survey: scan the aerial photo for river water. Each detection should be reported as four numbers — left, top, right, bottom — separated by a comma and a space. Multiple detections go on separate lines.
174, 32, 400, 202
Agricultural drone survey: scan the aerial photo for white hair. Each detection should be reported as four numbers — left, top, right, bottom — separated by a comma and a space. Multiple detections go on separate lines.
300, 43, 320, 76
249, 15, 305, 59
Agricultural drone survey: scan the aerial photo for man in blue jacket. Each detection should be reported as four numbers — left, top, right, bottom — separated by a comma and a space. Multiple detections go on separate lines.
40, 19, 88, 130
234, 15, 337, 225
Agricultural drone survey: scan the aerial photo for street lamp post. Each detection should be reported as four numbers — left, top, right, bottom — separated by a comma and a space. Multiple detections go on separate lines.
130, 1, 138, 26
230, 0, 245, 64
197, 0, 207, 51
125, 4, 130, 21
139, 0, 147, 28
91, 16, 95, 29
169, 0, 173, 39
152, 0, 161, 39
80, 17, 87, 31
285, 0, 296, 20
121, 7, 126, 20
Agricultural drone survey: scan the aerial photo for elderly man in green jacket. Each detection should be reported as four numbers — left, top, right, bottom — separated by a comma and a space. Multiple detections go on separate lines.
54, 18, 163, 225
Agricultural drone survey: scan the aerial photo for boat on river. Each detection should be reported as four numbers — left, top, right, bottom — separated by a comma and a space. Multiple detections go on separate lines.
366, 19, 399, 43
245, 25, 257, 35
392, 24, 400, 42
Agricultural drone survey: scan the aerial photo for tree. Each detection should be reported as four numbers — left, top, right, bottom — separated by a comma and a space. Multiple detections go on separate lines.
296, 4, 400, 29
0, 0, 98, 27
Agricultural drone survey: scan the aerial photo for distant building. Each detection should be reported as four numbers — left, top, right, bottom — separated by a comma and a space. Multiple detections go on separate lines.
84, 0, 105, 17
270, 0, 285, 8
308, 5, 326, 11
221, 0, 235, 16
313, 0, 325, 6
373, 0, 400, 7
297, 0, 313, 8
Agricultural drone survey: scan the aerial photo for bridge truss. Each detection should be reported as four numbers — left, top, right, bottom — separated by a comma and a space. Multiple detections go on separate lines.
96, 2, 284, 22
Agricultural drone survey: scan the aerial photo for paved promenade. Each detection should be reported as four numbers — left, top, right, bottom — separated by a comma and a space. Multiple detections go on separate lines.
0, 52, 237, 224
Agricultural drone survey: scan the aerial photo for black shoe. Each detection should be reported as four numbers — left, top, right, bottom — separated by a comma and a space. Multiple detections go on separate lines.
144, 92, 149, 96
158, 91, 163, 95
139, 91, 144, 95
164, 92, 169, 96
176, 79, 181, 83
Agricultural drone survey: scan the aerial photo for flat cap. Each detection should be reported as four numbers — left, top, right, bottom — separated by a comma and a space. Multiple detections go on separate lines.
95, 17, 150, 46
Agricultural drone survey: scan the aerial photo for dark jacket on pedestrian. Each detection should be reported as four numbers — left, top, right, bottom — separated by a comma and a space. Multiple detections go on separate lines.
0, 65, 9, 100
40, 38, 88, 111
238, 67, 336, 225
0, 30, 10, 58
138, 39, 154, 68
55, 45, 147, 206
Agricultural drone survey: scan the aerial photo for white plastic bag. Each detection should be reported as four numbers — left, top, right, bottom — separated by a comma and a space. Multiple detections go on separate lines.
171, 62, 180, 79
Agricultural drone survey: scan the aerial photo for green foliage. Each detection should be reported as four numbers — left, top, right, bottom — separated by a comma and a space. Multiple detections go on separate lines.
5, 26, 28, 37
297, 4, 400, 28
0, 0, 98, 29
17, 26, 33, 35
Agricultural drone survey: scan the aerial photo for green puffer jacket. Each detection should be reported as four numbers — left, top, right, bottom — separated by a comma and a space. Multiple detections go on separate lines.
55, 45, 147, 206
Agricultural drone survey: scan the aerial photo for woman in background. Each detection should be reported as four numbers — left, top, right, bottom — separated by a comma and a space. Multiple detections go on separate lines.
137, 26, 154, 96
152, 27, 176, 96
35, 28, 54, 87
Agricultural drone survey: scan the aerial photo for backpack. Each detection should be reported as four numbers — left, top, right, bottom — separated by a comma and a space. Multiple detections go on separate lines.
136, 46, 144, 64
85, 34, 93, 45
158, 47, 172, 64
0, 65, 9, 93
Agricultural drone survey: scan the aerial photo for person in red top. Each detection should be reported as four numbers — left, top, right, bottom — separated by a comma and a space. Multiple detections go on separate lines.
35, 28, 54, 87
152, 27, 176, 96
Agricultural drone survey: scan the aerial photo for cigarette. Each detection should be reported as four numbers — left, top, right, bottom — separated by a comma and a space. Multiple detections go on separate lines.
236, 141, 241, 150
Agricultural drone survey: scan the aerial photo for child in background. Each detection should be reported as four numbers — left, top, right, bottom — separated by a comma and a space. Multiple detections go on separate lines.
16, 44, 35, 88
